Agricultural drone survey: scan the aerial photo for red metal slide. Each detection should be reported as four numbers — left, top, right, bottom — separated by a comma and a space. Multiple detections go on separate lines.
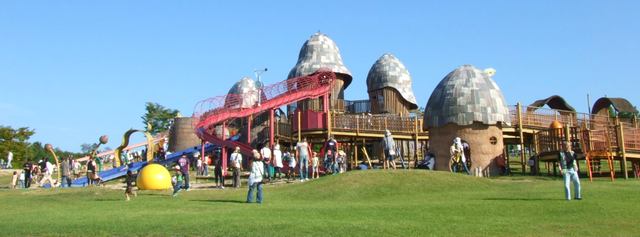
192, 69, 336, 154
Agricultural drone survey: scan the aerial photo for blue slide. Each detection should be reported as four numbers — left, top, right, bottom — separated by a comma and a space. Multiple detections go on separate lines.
51, 144, 216, 188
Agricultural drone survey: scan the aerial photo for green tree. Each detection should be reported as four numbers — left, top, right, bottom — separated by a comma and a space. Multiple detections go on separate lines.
141, 102, 180, 135
0, 125, 35, 165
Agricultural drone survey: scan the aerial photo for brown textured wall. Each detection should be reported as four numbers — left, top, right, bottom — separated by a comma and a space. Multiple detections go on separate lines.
168, 117, 201, 152
369, 88, 410, 116
297, 74, 347, 111
429, 122, 504, 176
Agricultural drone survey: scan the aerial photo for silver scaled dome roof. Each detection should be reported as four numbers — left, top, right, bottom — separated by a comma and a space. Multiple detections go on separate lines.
423, 65, 510, 129
227, 76, 259, 108
288, 32, 352, 88
366, 53, 418, 110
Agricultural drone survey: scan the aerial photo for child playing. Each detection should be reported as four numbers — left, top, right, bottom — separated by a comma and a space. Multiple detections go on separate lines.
311, 152, 320, 179
286, 152, 296, 181
11, 171, 19, 189
172, 166, 184, 197
124, 170, 137, 201
18, 171, 25, 188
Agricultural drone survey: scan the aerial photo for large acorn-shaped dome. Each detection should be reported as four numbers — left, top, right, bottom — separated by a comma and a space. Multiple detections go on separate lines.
366, 53, 418, 110
226, 76, 260, 108
288, 32, 352, 88
424, 65, 510, 129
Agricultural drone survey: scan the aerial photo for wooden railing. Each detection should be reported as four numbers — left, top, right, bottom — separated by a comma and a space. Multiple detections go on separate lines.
331, 113, 422, 135
623, 126, 640, 152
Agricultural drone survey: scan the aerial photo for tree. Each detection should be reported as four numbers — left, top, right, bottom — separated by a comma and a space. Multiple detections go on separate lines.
0, 125, 35, 164
141, 102, 180, 135
80, 143, 96, 155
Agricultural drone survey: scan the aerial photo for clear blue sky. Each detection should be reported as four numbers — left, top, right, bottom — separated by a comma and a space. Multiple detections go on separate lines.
1, 1, 638, 152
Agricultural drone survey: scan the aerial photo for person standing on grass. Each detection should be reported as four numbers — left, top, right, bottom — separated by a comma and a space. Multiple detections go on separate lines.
60, 156, 72, 187
382, 130, 397, 170
214, 153, 225, 189
230, 147, 243, 188
311, 152, 320, 179
11, 171, 19, 189
177, 154, 190, 191
203, 154, 210, 177
72, 159, 81, 180
197, 157, 203, 176
285, 151, 296, 181
260, 144, 273, 181
87, 157, 98, 186
23, 160, 33, 188
246, 149, 264, 204
324, 136, 338, 174
558, 142, 582, 201
273, 144, 283, 180
296, 138, 311, 182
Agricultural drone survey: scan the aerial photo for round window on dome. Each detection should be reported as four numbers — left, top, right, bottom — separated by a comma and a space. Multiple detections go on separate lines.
490, 136, 498, 145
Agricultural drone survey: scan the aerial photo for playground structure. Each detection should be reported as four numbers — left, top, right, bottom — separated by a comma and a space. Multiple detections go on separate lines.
113, 125, 157, 167
190, 32, 639, 181
44, 32, 637, 188
506, 97, 640, 181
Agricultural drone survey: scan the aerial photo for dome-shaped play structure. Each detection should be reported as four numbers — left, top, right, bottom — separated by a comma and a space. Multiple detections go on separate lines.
288, 32, 352, 111
424, 65, 510, 176
136, 164, 172, 190
225, 76, 262, 109
366, 53, 418, 115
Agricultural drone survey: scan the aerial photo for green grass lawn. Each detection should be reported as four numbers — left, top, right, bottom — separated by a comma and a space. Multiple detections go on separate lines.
0, 170, 638, 236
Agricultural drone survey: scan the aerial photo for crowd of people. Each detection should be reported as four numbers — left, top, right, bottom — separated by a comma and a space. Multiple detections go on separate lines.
8, 156, 85, 189
4, 130, 585, 203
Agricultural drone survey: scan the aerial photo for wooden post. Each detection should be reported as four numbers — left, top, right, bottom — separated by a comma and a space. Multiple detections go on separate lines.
327, 110, 332, 140
354, 142, 359, 168
384, 117, 388, 130
247, 115, 252, 144
356, 116, 360, 135
618, 123, 628, 179
269, 109, 275, 149
517, 102, 526, 175
414, 118, 419, 168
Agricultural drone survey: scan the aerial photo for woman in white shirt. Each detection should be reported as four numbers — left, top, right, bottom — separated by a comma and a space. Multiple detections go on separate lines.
273, 145, 283, 179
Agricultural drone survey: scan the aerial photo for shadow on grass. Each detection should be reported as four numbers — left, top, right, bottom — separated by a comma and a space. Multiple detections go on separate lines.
190, 199, 246, 204
482, 197, 561, 201
95, 198, 122, 202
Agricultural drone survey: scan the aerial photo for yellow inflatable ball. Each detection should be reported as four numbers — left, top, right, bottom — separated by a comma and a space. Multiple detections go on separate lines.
136, 164, 172, 190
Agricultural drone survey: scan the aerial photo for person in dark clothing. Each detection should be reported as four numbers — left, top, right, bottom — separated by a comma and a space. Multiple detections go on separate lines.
124, 170, 137, 201
214, 154, 225, 189
177, 154, 190, 191
324, 136, 338, 173
23, 160, 33, 188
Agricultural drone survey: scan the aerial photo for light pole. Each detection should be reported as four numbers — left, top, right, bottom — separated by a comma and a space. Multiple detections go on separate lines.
254, 68, 267, 106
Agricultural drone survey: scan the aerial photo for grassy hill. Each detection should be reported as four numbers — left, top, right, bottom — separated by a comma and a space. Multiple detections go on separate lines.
0, 170, 638, 236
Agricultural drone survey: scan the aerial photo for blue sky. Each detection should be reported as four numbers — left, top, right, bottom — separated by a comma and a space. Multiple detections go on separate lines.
1, 1, 638, 152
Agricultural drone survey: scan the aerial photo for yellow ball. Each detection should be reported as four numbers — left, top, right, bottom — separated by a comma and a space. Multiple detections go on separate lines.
136, 164, 172, 190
